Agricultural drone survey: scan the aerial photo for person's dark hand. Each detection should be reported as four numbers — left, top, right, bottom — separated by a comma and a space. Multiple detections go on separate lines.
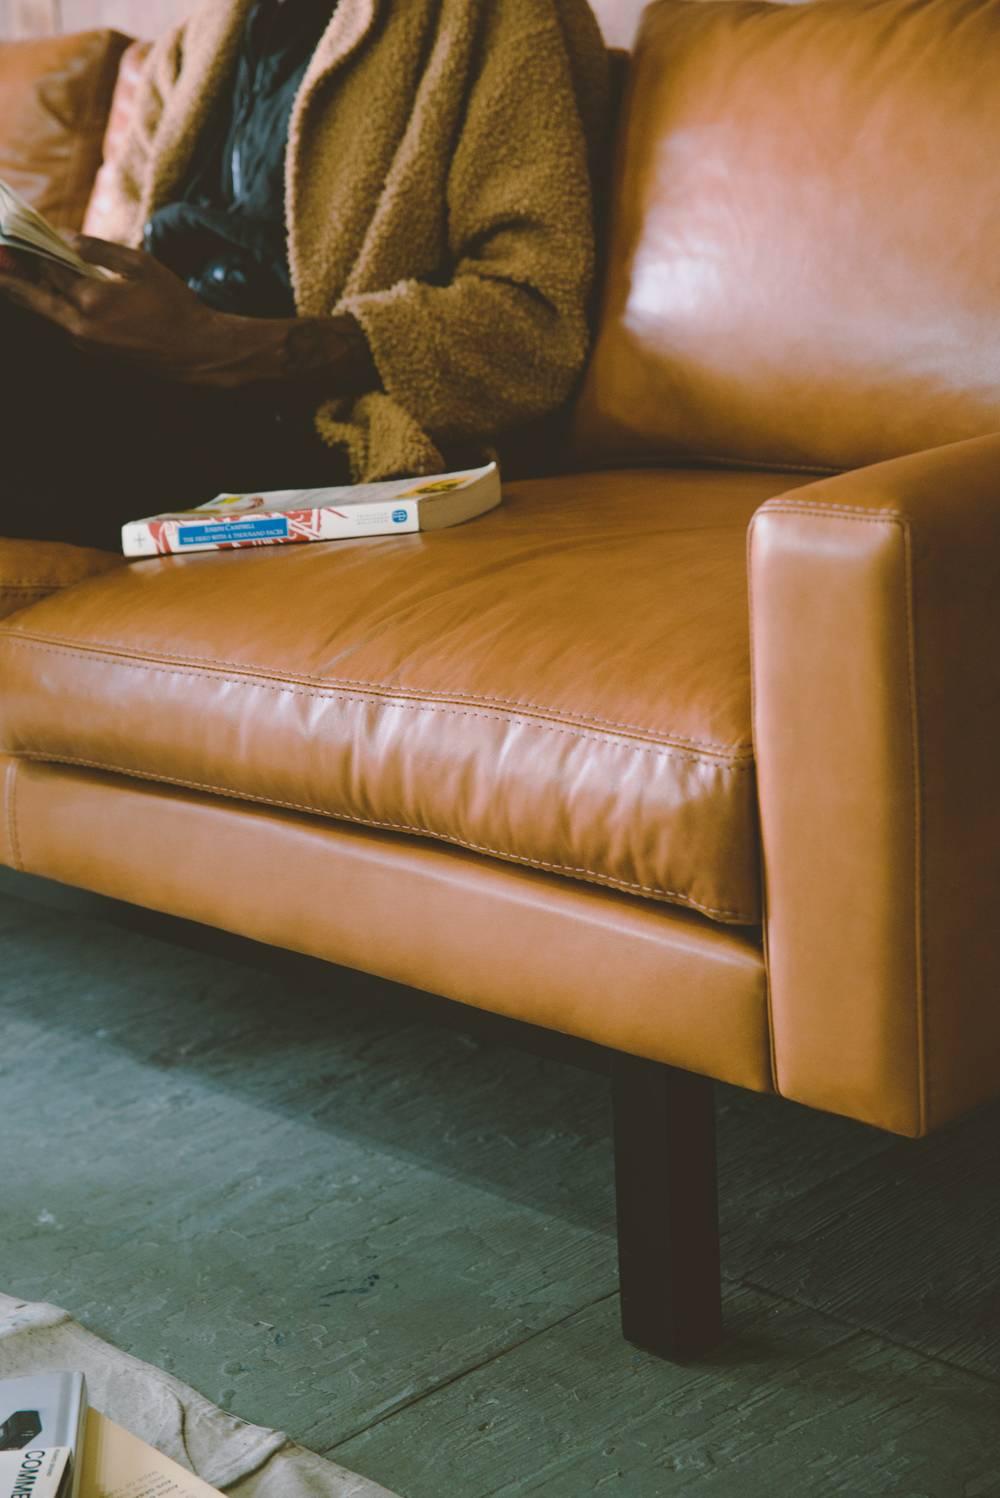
0, 234, 381, 395
0, 235, 244, 384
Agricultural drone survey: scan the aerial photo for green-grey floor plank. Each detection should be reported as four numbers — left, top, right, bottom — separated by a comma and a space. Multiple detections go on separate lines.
0, 892, 617, 1447
332, 1286, 1000, 1498
726, 1102, 1000, 1380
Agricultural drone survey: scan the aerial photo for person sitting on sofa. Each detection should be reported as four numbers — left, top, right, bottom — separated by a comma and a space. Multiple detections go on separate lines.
0, 0, 609, 549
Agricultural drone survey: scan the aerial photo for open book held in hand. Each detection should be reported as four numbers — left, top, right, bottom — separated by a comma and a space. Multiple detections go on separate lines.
122, 462, 503, 557
0, 178, 105, 278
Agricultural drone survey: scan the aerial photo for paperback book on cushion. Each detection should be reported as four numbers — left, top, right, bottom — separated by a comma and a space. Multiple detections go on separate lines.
121, 462, 502, 557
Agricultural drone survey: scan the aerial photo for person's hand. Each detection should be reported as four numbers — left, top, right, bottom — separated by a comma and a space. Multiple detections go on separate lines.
0, 246, 36, 280
0, 234, 381, 395
0, 235, 248, 384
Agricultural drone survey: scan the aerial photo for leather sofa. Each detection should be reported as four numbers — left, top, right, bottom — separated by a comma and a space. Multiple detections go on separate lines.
2, 0, 999, 1361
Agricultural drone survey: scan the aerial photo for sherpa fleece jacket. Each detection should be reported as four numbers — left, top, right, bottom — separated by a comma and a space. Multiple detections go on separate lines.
100, 0, 611, 482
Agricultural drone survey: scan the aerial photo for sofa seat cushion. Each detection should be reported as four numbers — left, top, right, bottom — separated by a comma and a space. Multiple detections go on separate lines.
0, 468, 805, 924
0, 538, 123, 622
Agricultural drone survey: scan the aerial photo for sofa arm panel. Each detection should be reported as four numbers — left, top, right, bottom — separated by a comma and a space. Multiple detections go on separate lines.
750, 434, 1000, 1136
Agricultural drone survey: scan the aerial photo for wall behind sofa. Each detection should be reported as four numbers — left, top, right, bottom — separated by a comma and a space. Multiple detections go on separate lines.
0, 0, 649, 48
0, 0, 187, 38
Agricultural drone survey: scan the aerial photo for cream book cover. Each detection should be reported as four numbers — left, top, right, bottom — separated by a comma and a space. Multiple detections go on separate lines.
80, 1411, 222, 1498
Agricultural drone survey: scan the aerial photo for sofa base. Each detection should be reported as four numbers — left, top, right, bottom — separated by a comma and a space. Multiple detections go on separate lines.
0, 755, 753, 1360
0, 756, 772, 1091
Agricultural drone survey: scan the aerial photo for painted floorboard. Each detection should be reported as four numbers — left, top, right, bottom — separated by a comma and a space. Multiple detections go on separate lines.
332, 1288, 1000, 1498
726, 1103, 1000, 1381
0, 893, 617, 1446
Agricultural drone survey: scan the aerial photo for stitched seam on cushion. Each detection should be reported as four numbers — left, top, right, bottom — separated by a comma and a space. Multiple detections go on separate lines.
4, 760, 22, 872
0, 582, 68, 591
760, 502, 904, 520
0, 638, 753, 770
900, 519, 928, 1135
746, 517, 779, 1092
0, 630, 752, 758
12, 751, 756, 922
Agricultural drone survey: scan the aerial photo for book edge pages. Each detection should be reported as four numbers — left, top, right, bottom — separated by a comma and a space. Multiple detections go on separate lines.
417, 468, 502, 530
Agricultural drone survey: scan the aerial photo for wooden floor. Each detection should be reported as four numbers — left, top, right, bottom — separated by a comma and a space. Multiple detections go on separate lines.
2, 866, 999, 1497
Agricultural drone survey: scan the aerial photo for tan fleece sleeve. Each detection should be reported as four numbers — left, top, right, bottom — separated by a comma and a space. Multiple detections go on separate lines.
96, 21, 187, 248
341, 15, 603, 448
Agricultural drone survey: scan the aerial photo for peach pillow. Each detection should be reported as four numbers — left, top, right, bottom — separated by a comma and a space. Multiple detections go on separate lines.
83, 39, 153, 240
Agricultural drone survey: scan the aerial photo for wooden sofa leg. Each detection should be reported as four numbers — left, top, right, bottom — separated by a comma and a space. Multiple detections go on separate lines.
611, 1054, 723, 1360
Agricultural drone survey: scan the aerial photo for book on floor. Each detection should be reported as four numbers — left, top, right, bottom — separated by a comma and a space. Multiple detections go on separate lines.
0, 179, 104, 280
121, 461, 503, 557
80, 1409, 224, 1498
0, 1373, 88, 1498
0, 1378, 225, 1498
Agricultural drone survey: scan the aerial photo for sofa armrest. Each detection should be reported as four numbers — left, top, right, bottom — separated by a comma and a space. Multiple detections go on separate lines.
749, 434, 1000, 1136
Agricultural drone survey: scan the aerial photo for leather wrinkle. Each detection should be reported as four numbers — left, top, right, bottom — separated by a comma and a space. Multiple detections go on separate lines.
8, 749, 755, 921
0, 634, 756, 769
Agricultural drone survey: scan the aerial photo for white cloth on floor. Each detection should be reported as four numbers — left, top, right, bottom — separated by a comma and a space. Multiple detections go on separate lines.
0, 1295, 398, 1498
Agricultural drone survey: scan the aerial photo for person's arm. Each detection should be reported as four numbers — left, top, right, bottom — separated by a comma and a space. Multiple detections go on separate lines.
338, 4, 608, 445
0, 237, 380, 394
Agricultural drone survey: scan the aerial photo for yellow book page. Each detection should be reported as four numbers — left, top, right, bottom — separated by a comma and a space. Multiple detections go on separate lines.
80, 1410, 223, 1498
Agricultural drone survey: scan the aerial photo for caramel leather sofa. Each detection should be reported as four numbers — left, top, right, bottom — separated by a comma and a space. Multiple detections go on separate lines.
2, 0, 999, 1361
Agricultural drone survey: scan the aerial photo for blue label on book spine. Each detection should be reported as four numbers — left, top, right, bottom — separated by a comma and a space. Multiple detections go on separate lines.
178, 519, 291, 546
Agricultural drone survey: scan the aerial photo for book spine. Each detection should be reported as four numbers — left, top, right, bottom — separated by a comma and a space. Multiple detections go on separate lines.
122, 499, 423, 558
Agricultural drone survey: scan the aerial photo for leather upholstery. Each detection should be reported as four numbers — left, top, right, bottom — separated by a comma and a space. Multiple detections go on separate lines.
82, 39, 152, 240
0, 757, 773, 1092
576, 0, 1000, 475
0, 30, 130, 230
2, 2, 999, 1139
0, 469, 812, 924
0, 538, 122, 623
751, 433, 1000, 1136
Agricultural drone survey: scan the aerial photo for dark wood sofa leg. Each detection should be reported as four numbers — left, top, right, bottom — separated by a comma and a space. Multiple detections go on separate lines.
611, 1054, 723, 1360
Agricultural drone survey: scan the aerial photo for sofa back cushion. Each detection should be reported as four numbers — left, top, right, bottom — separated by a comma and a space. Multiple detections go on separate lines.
0, 29, 130, 231
575, 0, 1000, 474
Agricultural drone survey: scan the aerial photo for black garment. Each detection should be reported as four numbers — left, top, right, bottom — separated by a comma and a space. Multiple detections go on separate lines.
145, 0, 336, 317
0, 300, 348, 551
